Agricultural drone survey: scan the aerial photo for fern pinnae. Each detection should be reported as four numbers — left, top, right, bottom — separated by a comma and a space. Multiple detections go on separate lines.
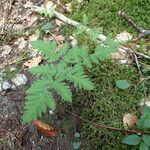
23, 38, 119, 123
50, 80, 72, 102
31, 40, 57, 60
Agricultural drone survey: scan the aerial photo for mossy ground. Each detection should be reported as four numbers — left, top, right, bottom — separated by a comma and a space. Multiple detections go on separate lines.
63, 0, 150, 36
61, 0, 150, 149
72, 60, 143, 150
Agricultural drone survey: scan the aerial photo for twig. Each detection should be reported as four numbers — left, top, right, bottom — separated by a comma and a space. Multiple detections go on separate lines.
0, 56, 32, 69
32, 6, 107, 41
119, 11, 150, 41
122, 46, 150, 60
135, 52, 150, 60
126, 44, 148, 109
65, 109, 150, 135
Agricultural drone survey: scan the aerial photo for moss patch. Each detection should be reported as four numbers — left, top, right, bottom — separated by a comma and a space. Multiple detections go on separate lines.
63, 0, 150, 35
72, 60, 143, 150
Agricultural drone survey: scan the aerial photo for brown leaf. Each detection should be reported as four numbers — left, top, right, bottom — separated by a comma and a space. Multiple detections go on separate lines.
33, 120, 58, 137
25, 13, 38, 28
123, 113, 138, 129
0, 45, 12, 58
23, 56, 42, 68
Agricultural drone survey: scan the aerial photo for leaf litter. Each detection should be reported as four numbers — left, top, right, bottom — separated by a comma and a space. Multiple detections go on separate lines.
0, 0, 74, 149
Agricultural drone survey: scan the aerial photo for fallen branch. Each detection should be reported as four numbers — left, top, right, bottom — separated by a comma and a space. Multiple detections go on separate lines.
136, 52, 150, 60
32, 6, 107, 41
66, 109, 150, 135
126, 44, 148, 109
119, 11, 150, 41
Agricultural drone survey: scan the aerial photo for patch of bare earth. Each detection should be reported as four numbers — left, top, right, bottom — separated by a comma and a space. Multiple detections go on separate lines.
0, 0, 74, 149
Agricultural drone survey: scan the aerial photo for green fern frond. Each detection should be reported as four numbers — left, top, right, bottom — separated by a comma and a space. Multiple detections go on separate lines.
47, 43, 69, 63
68, 74, 94, 90
76, 24, 87, 36
69, 64, 94, 89
26, 78, 51, 94
64, 45, 81, 63
91, 40, 119, 62
64, 45, 92, 69
31, 40, 56, 60
22, 91, 56, 123
29, 64, 55, 77
50, 80, 72, 102
23, 38, 119, 123
35, 6, 55, 18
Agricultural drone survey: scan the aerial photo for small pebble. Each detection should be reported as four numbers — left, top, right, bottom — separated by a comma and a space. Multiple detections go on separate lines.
0, 81, 12, 92
11, 74, 28, 86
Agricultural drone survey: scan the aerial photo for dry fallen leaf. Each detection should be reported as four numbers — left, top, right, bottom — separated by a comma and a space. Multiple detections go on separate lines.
44, 1, 56, 9
33, 120, 58, 137
116, 32, 132, 43
25, 13, 38, 28
14, 37, 27, 49
28, 34, 39, 41
55, 35, 65, 43
23, 56, 42, 68
0, 45, 12, 58
24, 1, 33, 8
123, 113, 138, 129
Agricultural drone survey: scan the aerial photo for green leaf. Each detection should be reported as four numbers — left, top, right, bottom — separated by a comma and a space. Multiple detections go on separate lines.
51, 81, 72, 102
91, 40, 119, 62
41, 22, 54, 30
76, 25, 87, 36
143, 120, 150, 130
82, 14, 89, 25
74, 132, 80, 138
22, 91, 56, 123
72, 141, 81, 149
87, 28, 100, 41
137, 106, 150, 130
142, 106, 150, 117
137, 118, 145, 130
31, 40, 56, 60
115, 80, 130, 89
142, 134, 150, 146
122, 134, 141, 145
35, 6, 55, 18
140, 142, 149, 150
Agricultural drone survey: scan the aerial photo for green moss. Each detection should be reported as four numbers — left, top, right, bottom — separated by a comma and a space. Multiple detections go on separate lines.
72, 60, 144, 150
63, 0, 150, 35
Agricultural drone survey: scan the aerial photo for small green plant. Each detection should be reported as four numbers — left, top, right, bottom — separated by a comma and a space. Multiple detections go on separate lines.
22, 39, 119, 123
115, 79, 130, 90
122, 106, 150, 150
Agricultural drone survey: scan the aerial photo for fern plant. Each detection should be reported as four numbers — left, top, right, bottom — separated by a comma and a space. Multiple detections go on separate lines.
22, 39, 119, 123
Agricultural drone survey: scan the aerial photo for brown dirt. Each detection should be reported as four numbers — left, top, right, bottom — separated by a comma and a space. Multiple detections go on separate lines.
0, 71, 76, 150
0, 0, 79, 149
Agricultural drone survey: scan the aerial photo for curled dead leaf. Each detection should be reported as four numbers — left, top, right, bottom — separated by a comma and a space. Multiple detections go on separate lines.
33, 120, 58, 137
123, 113, 138, 129
23, 56, 42, 68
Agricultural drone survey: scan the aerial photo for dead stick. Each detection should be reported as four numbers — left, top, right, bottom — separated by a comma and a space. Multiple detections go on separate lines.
32, 6, 107, 41
119, 11, 150, 40
66, 109, 150, 135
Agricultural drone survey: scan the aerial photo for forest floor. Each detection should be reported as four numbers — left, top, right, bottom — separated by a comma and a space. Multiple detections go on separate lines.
0, 0, 150, 150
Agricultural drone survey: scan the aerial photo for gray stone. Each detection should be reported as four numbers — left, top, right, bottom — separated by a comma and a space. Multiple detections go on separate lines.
0, 81, 12, 92
11, 74, 28, 86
